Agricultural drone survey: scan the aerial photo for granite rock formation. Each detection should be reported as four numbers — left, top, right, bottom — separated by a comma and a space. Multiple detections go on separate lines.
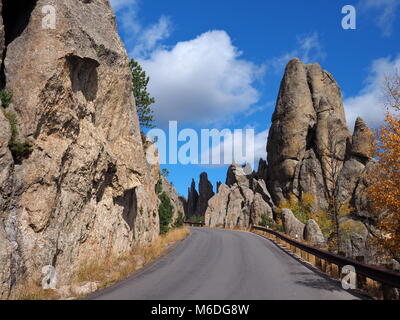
186, 179, 199, 218
195, 173, 214, 217
304, 219, 327, 247
0, 0, 160, 298
201, 58, 378, 264
267, 58, 351, 210
160, 175, 186, 226
186, 173, 214, 218
281, 208, 305, 240
204, 163, 274, 228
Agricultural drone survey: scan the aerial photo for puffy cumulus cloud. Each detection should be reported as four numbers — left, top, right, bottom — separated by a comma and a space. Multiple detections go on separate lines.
344, 55, 400, 130
110, 0, 171, 58
360, 0, 400, 36
200, 128, 269, 170
270, 32, 326, 73
131, 16, 172, 58
139, 30, 265, 127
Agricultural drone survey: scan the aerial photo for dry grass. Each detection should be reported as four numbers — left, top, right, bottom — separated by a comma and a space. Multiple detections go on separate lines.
14, 227, 190, 300
15, 278, 60, 300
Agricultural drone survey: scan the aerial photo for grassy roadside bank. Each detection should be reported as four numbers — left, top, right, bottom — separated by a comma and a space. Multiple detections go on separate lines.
17, 228, 190, 300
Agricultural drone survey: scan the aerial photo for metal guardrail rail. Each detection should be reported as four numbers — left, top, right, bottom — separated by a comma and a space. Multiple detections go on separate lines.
251, 225, 400, 290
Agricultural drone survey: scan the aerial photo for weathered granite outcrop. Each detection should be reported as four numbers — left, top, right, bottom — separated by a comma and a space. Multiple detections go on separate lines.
195, 172, 214, 217
160, 175, 186, 226
304, 219, 327, 247
335, 118, 378, 262
0, 0, 160, 298
338, 218, 372, 262
336, 117, 372, 205
186, 173, 214, 218
281, 208, 305, 240
186, 179, 199, 218
267, 58, 351, 210
205, 163, 273, 228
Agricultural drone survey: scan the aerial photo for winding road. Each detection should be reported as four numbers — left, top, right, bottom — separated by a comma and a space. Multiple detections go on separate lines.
90, 228, 360, 300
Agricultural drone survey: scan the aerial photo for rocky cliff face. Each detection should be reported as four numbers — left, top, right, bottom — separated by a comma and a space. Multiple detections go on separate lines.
0, 0, 160, 298
160, 175, 186, 226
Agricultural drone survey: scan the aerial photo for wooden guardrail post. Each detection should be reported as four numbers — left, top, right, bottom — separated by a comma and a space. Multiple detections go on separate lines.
332, 264, 340, 279
321, 259, 327, 273
309, 253, 316, 266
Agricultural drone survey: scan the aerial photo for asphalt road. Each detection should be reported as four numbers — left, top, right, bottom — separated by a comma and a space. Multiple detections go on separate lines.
90, 228, 360, 300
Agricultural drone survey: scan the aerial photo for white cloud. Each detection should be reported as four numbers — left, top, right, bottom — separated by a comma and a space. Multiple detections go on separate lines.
361, 0, 400, 36
200, 128, 269, 170
252, 129, 269, 162
131, 16, 172, 58
110, 0, 171, 58
139, 31, 265, 126
270, 33, 326, 73
344, 56, 400, 129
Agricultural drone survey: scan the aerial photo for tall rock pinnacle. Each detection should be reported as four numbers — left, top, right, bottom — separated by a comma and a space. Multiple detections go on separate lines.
187, 179, 199, 217
266, 58, 351, 209
195, 172, 214, 217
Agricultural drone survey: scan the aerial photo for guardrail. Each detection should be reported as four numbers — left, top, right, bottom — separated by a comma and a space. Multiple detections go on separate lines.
184, 221, 205, 227
251, 225, 400, 297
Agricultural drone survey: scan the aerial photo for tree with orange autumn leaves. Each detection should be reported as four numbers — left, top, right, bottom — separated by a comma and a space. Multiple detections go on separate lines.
367, 72, 400, 261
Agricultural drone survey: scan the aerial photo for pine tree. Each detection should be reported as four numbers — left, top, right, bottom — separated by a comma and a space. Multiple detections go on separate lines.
130, 59, 155, 129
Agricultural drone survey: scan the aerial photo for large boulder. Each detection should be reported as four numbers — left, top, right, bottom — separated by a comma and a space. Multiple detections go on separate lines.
338, 218, 371, 262
281, 208, 305, 240
304, 219, 327, 247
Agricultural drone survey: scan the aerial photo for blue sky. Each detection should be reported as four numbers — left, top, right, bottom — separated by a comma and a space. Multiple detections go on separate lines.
110, 0, 400, 197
